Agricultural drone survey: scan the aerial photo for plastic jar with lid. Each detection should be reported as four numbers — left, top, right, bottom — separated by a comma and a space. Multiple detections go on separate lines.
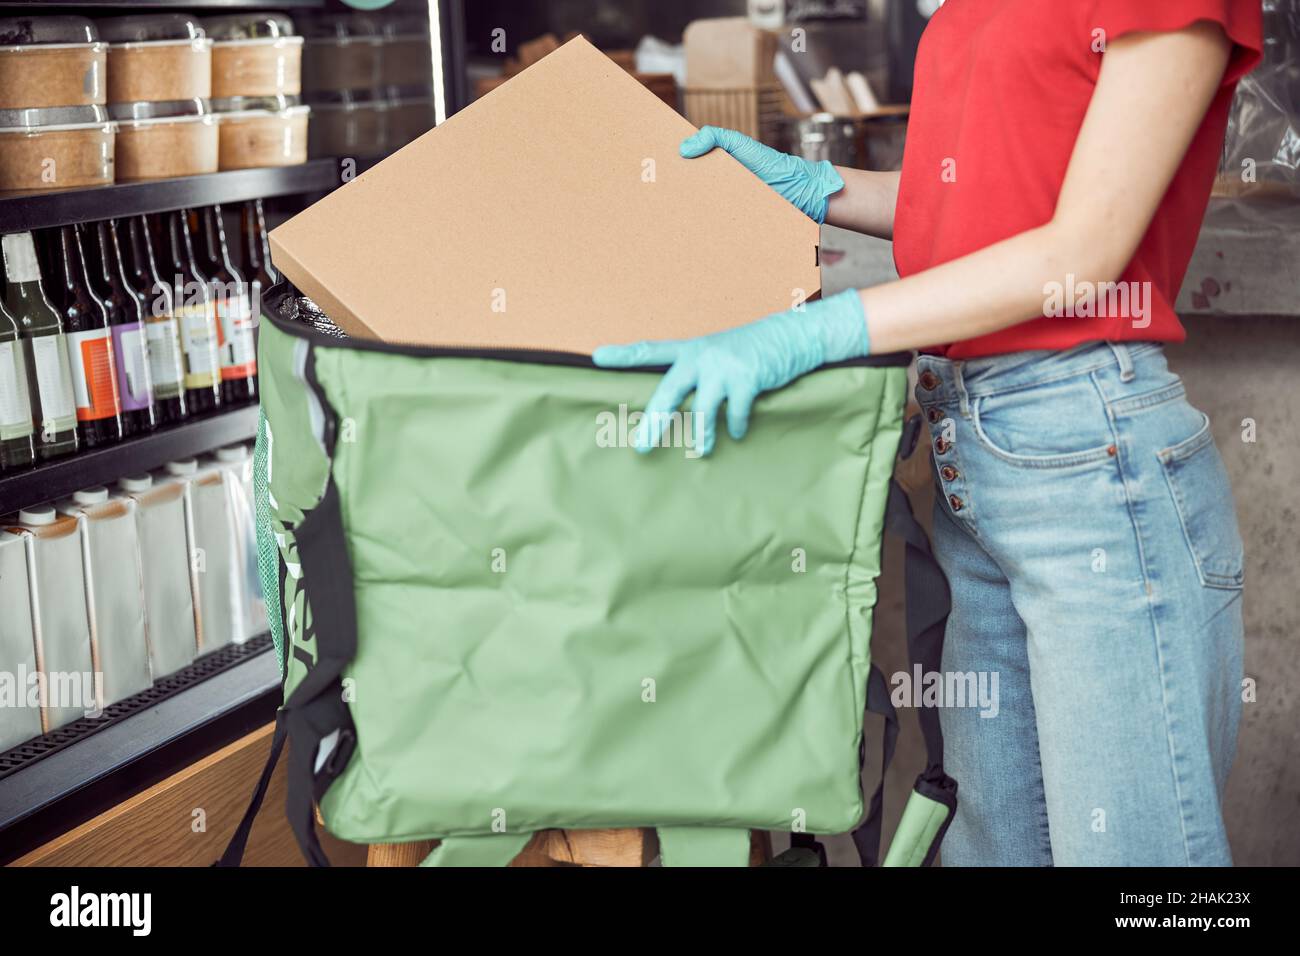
99, 13, 213, 104
0, 16, 106, 110
215, 97, 310, 169
300, 14, 382, 94
0, 104, 115, 190
305, 89, 386, 158
110, 98, 217, 180
205, 12, 303, 99
378, 14, 433, 91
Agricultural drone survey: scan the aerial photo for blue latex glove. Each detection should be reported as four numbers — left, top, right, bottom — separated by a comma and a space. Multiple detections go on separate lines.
681, 126, 845, 224
592, 289, 870, 457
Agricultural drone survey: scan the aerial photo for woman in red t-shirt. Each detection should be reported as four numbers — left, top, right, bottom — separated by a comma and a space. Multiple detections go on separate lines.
596, 1, 1263, 866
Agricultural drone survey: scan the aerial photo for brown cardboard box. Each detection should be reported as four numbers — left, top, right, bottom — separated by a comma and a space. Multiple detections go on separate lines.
269, 36, 820, 353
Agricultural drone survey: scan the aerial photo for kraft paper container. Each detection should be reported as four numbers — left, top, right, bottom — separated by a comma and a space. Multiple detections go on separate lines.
0, 105, 115, 191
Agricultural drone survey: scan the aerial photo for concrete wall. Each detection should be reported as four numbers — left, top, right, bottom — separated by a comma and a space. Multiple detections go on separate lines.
803, 227, 1299, 866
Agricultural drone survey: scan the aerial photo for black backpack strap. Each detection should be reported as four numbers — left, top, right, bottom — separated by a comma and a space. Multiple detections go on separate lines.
214, 711, 288, 867
217, 346, 360, 868
868, 475, 958, 866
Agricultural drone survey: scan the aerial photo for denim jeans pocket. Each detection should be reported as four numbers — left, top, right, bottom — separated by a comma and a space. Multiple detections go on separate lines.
1158, 413, 1245, 589
969, 374, 1116, 468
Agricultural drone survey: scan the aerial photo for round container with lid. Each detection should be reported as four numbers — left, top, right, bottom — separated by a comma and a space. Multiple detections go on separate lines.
205, 12, 303, 99
0, 16, 106, 110
110, 98, 217, 180
216, 100, 309, 169
306, 90, 386, 158
100, 14, 213, 104
378, 16, 432, 90
301, 14, 381, 94
383, 86, 434, 150
0, 104, 114, 190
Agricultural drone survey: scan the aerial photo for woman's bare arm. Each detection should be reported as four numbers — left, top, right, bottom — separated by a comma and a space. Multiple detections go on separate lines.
825, 168, 902, 239
857, 21, 1231, 354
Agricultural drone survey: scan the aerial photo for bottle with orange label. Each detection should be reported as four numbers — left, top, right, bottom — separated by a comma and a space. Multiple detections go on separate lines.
2, 232, 78, 460
192, 206, 256, 405
47, 225, 123, 448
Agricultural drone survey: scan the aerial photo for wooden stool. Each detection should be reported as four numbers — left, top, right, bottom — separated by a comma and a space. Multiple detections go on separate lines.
367, 828, 773, 867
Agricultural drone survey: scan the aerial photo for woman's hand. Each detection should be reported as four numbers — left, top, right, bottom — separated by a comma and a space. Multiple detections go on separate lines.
593, 289, 870, 457
682, 126, 845, 224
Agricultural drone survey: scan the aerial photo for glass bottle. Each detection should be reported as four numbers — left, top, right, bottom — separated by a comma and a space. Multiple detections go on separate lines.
163, 209, 221, 415
125, 215, 187, 425
47, 225, 123, 448
192, 206, 255, 404
1, 232, 78, 460
93, 219, 157, 436
0, 294, 36, 471
241, 198, 278, 317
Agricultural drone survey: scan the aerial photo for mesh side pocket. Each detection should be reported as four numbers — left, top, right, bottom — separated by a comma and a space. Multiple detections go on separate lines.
254, 406, 286, 678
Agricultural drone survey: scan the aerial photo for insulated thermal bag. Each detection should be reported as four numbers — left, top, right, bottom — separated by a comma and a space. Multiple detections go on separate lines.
220, 287, 957, 867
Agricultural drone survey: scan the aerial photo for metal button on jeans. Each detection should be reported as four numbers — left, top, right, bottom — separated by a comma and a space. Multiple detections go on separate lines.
948, 494, 964, 512
927, 406, 944, 424
919, 370, 941, 390
935, 437, 950, 454
941, 465, 959, 481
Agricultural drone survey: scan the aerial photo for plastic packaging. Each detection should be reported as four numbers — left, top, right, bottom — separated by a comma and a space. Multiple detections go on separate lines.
0, 529, 42, 751
100, 14, 212, 104
382, 90, 434, 150
301, 14, 381, 94
163, 457, 241, 654
118, 474, 198, 679
58, 487, 152, 707
306, 91, 385, 157
0, 16, 106, 110
205, 13, 302, 99
216, 104, 309, 169
209, 443, 265, 641
0, 104, 115, 191
378, 15, 431, 90
110, 99, 218, 180
4, 505, 97, 731
1219, 0, 1299, 197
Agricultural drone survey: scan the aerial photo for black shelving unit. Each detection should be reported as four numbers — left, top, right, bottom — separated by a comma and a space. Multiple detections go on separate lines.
0, 404, 258, 514
0, 160, 340, 232
0, 1, 324, 8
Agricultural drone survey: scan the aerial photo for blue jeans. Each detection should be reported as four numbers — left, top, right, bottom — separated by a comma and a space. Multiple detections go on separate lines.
914, 341, 1244, 866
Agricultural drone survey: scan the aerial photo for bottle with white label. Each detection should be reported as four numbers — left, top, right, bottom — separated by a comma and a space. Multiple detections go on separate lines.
164, 210, 221, 416
44, 225, 123, 449
193, 207, 256, 406
0, 295, 36, 471
126, 215, 186, 425
96, 219, 157, 437
1, 231, 78, 460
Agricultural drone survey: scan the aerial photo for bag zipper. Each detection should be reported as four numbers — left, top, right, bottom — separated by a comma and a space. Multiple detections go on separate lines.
261, 283, 913, 371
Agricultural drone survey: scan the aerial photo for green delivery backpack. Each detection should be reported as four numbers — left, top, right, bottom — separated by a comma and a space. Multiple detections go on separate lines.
219, 287, 957, 868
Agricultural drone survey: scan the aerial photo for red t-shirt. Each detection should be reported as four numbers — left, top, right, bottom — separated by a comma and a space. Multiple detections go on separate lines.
893, 0, 1262, 358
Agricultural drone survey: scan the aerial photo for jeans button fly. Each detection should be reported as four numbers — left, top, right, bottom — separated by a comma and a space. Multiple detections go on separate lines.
919, 370, 941, 391
949, 494, 964, 512
927, 406, 944, 424
941, 465, 959, 481
935, 437, 950, 454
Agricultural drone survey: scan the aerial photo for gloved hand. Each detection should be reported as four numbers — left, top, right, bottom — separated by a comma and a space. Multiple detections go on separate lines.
592, 289, 870, 457
681, 126, 845, 224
